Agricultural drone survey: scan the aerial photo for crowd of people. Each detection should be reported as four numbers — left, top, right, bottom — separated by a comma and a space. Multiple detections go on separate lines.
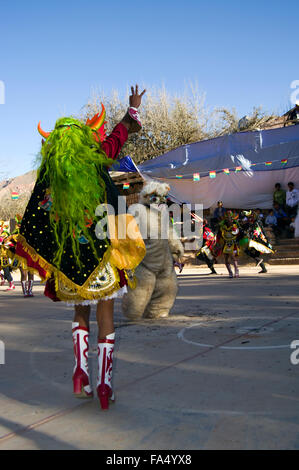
265, 182, 299, 238
196, 201, 275, 278
195, 182, 299, 277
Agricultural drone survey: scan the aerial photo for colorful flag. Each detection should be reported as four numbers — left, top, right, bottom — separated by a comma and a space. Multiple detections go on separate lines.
235, 166, 242, 172
223, 168, 230, 175
281, 159, 288, 164
193, 173, 200, 181
11, 192, 19, 200
209, 171, 216, 179
176, 175, 183, 179
123, 183, 130, 189
265, 161, 272, 166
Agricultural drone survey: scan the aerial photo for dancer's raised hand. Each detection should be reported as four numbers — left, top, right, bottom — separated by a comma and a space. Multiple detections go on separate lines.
129, 84, 146, 108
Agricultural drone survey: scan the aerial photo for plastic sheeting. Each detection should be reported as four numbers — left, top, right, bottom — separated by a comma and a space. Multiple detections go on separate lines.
138, 125, 299, 209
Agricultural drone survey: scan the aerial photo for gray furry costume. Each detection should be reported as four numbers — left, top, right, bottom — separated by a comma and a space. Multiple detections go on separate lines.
122, 182, 184, 319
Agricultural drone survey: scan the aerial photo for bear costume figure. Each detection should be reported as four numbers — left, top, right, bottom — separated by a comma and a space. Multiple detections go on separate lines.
122, 181, 184, 320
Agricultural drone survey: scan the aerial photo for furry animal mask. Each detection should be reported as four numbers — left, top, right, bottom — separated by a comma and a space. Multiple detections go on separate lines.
139, 182, 170, 207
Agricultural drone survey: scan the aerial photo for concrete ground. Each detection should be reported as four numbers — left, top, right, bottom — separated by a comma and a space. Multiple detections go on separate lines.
0, 264, 299, 450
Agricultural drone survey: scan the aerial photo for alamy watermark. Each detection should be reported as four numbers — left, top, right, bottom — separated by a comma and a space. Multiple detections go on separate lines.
290, 340, 299, 365
0, 340, 5, 364
94, 198, 203, 251
290, 80, 299, 105
0, 80, 5, 104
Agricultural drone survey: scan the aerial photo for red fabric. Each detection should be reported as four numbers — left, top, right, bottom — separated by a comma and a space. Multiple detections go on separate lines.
203, 226, 216, 249
118, 268, 127, 288
44, 277, 61, 302
16, 242, 48, 279
102, 123, 128, 161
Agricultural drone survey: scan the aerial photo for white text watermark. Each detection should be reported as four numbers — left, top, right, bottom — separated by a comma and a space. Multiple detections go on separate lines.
290, 80, 299, 106
0, 80, 5, 104
94, 199, 203, 251
290, 340, 299, 365
0, 340, 5, 364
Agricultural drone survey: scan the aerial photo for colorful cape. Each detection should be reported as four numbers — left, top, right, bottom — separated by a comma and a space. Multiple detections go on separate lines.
15, 124, 146, 303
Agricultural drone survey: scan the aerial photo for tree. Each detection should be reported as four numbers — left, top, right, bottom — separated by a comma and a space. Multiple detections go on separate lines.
82, 85, 280, 164
82, 84, 218, 164
215, 106, 279, 135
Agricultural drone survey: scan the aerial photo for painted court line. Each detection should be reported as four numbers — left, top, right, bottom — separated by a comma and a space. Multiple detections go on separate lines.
0, 310, 297, 445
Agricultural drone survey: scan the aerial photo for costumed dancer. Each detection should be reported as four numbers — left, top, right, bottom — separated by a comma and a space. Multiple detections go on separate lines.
239, 211, 274, 273
15, 85, 146, 410
122, 182, 184, 320
0, 221, 15, 290
8, 214, 35, 297
19, 267, 34, 297
196, 219, 217, 274
220, 211, 240, 278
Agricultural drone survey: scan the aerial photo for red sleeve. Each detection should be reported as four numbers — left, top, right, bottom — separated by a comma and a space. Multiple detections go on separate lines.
101, 122, 128, 160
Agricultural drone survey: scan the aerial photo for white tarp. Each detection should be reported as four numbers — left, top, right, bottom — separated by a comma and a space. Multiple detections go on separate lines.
139, 125, 299, 209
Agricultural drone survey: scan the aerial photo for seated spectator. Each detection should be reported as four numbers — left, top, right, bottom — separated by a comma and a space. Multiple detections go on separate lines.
286, 182, 299, 218
265, 210, 277, 226
273, 183, 286, 208
273, 202, 288, 233
265, 210, 279, 237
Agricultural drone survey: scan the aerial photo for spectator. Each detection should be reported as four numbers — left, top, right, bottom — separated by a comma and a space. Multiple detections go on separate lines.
265, 209, 279, 237
273, 183, 286, 208
295, 213, 299, 238
287, 217, 295, 238
265, 210, 277, 226
286, 182, 299, 218
211, 201, 226, 231
273, 202, 288, 234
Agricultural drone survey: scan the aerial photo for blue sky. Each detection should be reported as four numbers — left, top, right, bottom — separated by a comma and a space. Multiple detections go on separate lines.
0, 0, 298, 178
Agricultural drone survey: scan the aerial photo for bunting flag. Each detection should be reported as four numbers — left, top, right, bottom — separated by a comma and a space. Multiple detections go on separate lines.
123, 183, 130, 189
137, 155, 293, 182
11, 192, 19, 200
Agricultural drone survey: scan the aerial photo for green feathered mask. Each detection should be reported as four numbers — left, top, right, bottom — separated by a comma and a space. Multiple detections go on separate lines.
37, 113, 113, 268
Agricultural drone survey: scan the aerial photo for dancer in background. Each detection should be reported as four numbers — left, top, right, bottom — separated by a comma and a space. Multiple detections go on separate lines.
220, 211, 240, 278
196, 219, 217, 274
239, 211, 273, 274
15, 85, 146, 410
9, 214, 35, 297
0, 220, 15, 290
19, 267, 34, 297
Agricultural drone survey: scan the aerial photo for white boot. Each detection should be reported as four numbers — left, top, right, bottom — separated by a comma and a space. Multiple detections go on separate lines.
72, 322, 93, 398
97, 332, 115, 410
21, 281, 28, 297
27, 280, 34, 297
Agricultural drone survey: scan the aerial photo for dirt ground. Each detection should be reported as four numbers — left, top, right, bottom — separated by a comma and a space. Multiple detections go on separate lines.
0, 264, 299, 450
